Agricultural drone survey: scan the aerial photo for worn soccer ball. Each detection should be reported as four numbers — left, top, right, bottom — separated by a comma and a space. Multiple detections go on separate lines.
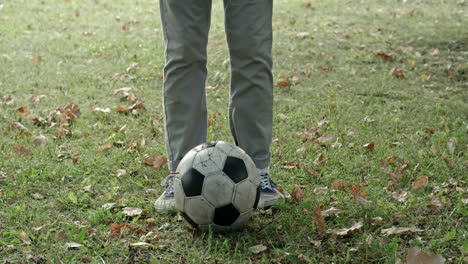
174, 141, 260, 232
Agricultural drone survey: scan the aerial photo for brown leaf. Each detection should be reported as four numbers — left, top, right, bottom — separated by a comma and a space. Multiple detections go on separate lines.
331, 179, 346, 190
115, 106, 130, 113
298, 254, 311, 262
327, 218, 363, 237
412, 176, 429, 189
291, 184, 306, 201
33, 56, 42, 65
72, 153, 80, 164
313, 205, 327, 235
391, 68, 405, 78
381, 226, 423, 236
427, 199, 443, 213
30, 94, 47, 103
278, 186, 292, 199
143, 155, 167, 169
376, 51, 395, 60
12, 145, 32, 157
16, 106, 29, 115
363, 142, 375, 152
98, 144, 112, 152
314, 153, 327, 167
406, 247, 445, 264
442, 156, 452, 169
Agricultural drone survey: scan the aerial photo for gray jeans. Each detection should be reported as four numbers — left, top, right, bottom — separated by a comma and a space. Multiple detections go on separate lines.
160, 0, 273, 171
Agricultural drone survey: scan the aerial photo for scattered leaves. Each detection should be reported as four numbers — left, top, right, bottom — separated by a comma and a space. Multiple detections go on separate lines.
327, 218, 363, 237
406, 247, 445, 264
313, 205, 327, 235
12, 145, 32, 157
381, 226, 423, 236
412, 176, 429, 189
143, 154, 168, 169
31, 193, 45, 200
291, 184, 306, 201
249, 244, 267, 254
122, 207, 143, 217
98, 144, 112, 152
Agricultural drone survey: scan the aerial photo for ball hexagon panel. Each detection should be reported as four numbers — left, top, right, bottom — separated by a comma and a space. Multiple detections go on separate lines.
202, 174, 234, 208
222, 156, 248, 184
233, 179, 258, 212
184, 197, 215, 225
213, 203, 240, 227
181, 168, 205, 197
230, 210, 254, 231
192, 148, 226, 176
174, 178, 185, 212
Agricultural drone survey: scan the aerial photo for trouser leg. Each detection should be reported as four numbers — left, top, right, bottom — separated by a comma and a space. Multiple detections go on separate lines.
223, 0, 274, 169
160, 0, 212, 171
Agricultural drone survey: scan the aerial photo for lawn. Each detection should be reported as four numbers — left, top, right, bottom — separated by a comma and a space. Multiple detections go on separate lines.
0, 0, 466, 263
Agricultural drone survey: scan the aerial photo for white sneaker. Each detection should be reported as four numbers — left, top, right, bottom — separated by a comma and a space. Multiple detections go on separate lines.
154, 174, 176, 212
257, 173, 280, 209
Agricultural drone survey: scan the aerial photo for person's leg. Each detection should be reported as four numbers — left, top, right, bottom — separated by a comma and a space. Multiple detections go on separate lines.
156, 0, 212, 211
223, 0, 273, 170
223, 0, 278, 208
160, 0, 212, 172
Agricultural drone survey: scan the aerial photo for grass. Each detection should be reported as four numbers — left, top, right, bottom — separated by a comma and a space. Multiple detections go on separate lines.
0, 0, 466, 263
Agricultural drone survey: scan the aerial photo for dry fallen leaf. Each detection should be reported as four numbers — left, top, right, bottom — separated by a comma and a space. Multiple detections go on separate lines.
91, 105, 111, 113
33, 134, 48, 146
412, 176, 429, 189
331, 179, 346, 190
122, 207, 143, 217
114, 169, 127, 177
313, 205, 327, 235
19, 229, 31, 245
12, 145, 32, 157
278, 186, 292, 199
98, 144, 112, 152
313, 186, 328, 196
129, 242, 153, 249
316, 135, 335, 144
381, 226, 423, 236
363, 142, 375, 152
391, 68, 405, 78
16, 105, 29, 115
298, 254, 311, 262
406, 247, 445, 264
314, 153, 327, 167
327, 218, 364, 237
143, 155, 168, 169
321, 207, 343, 217
249, 244, 267, 254
291, 184, 306, 201
31, 193, 45, 200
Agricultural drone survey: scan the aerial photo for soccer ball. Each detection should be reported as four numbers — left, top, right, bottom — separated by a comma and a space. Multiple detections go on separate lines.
174, 141, 260, 232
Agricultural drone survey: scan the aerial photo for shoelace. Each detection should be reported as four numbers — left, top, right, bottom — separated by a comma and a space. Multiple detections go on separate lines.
260, 174, 276, 192
161, 174, 175, 197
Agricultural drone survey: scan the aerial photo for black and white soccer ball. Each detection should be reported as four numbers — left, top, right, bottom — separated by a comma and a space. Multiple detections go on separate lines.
174, 141, 260, 232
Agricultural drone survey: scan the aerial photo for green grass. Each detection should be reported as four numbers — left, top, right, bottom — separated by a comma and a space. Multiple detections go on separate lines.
0, 0, 466, 263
